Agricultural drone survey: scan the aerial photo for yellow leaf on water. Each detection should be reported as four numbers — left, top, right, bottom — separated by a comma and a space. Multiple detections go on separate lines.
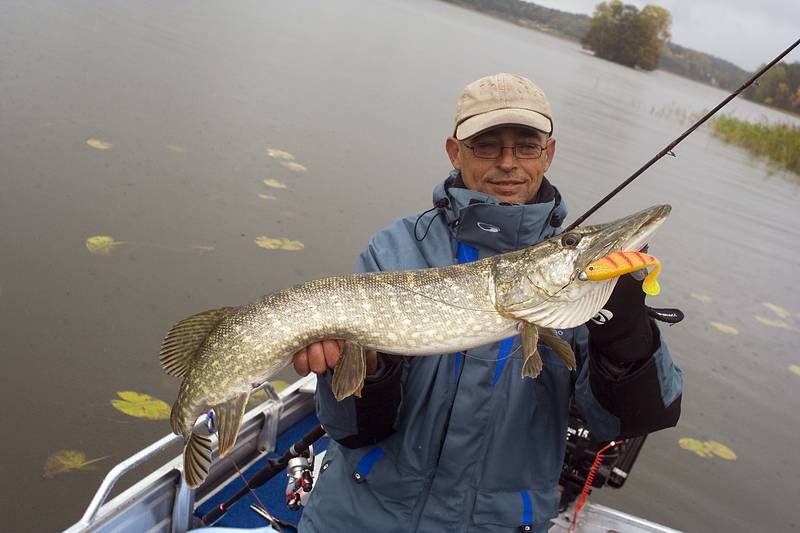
710, 322, 738, 335
263, 179, 287, 189
165, 144, 187, 153
282, 161, 307, 172
789, 364, 800, 376
258, 194, 277, 200
267, 148, 295, 160
111, 391, 170, 420
690, 292, 712, 304
86, 138, 113, 150
703, 440, 737, 460
86, 235, 123, 255
678, 437, 714, 458
754, 315, 794, 330
763, 302, 790, 319
43, 450, 108, 479
254, 236, 305, 251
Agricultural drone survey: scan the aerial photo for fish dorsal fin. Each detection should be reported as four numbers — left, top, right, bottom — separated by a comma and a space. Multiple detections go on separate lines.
520, 322, 543, 379
332, 341, 366, 401
538, 327, 577, 371
160, 307, 235, 378
183, 432, 213, 488
213, 393, 249, 458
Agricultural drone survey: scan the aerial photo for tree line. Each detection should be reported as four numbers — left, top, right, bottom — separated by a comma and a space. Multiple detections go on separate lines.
440, 0, 799, 115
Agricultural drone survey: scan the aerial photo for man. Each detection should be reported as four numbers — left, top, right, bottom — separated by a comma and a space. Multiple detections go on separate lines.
293, 73, 683, 532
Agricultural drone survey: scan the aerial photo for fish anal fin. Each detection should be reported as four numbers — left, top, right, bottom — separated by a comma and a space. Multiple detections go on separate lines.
160, 307, 236, 378
213, 393, 249, 458
520, 322, 543, 378
332, 341, 366, 401
183, 432, 213, 489
538, 327, 577, 371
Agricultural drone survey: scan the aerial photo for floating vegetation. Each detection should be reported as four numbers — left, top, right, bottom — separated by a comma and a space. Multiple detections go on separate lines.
85, 235, 124, 255
710, 116, 800, 176
254, 236, 305, 251
267, 148, 295, 160
258, 194, 277, 200
165, 144, 188, 153
710, 322, 738, 335
111, 391, 171, 420
690, 292, 712, 303
678, 438, 737, 460
763, 302, 790, 319
754, 316, 794, 330
789, 364, 800, 376
43, 450, 108, 479
282, 161, 307, 172
263, 178, 287, 189
86, 138, 113, 150
649, 104, 704, 125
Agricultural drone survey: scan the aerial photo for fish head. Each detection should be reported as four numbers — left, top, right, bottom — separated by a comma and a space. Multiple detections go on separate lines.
494, 204, 670, 328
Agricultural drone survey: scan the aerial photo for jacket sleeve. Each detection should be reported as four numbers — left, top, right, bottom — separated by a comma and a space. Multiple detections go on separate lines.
573, 322, 683, 441
312, 240, 406, 449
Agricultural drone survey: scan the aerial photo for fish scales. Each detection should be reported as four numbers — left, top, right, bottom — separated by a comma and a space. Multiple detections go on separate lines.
162, 204, 671, 488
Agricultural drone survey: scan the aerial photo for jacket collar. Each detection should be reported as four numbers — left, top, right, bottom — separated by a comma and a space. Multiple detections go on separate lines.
431, 170, 568, 254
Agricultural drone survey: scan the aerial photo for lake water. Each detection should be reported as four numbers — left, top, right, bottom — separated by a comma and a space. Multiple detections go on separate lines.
2, 1, 799, 531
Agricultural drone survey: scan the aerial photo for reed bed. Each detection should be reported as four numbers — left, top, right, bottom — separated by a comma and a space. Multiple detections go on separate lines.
710, 116, 800, 176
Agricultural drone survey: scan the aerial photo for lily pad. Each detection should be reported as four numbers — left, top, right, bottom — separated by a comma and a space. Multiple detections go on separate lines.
165, 144, 188, 153
789, 364, 800, 376
267, 148, 295, 160
703, 440, 737, 460
263, 178, 287, 189
282, 161, 307, 172
678, 437, 713, 458
258, 194, 277, 200
111, 391, 170, 420
710, 322, 738, 335
754, 315, 793, 330
43, 450, 108, 479
86, 138, 113, 150
254, 236, 304, 251
86, 235, 123, 255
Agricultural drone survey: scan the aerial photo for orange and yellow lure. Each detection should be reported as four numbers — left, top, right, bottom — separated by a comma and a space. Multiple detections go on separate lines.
580, 251, 661, 295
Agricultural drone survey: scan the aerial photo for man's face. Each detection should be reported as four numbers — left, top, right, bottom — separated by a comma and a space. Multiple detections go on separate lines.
446, 126, 556, 204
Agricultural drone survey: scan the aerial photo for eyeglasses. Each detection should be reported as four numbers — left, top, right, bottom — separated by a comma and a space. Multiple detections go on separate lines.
462, 141, 547, 160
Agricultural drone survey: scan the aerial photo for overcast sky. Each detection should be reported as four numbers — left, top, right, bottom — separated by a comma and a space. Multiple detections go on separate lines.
530, 0, 799, 71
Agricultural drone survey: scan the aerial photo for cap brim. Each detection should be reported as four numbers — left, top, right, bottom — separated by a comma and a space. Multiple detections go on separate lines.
455, 108, 552, 140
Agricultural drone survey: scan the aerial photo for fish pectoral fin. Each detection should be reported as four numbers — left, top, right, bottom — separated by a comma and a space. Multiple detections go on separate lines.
213, 393, 249, 457
160, 307, 236, 378
183, 431, 213, 489
332, 341, 366, 401
520, 322, 543, 379
538, 327, 577, 371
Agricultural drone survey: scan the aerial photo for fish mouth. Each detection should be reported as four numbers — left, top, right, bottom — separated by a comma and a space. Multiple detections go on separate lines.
578, 204, 671, 269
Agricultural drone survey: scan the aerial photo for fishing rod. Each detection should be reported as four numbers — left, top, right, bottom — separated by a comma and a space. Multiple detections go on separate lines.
563, 37, 800, 232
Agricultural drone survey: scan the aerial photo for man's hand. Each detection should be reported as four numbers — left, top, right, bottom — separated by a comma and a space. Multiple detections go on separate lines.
293, 340, 379, 376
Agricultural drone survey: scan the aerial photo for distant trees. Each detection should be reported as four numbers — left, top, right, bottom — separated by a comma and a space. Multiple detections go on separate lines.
582, 0, 671, 70
744, 61, 800, 113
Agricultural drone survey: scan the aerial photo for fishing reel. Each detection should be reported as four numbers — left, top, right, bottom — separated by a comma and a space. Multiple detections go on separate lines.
558, 402, 646, 512
285, 444, 315, 510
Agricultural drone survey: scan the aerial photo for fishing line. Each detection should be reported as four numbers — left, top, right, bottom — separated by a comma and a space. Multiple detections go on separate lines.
564, 37, 800, 232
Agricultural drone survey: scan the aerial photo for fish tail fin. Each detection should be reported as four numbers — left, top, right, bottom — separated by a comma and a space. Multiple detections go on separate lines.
183, 432, 213, 488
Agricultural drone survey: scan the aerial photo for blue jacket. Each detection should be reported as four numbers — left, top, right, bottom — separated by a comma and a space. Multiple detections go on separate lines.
300, 173, 683, 533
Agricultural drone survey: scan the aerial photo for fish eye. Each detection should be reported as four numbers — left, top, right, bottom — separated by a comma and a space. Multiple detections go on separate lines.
560, 232, 582, 247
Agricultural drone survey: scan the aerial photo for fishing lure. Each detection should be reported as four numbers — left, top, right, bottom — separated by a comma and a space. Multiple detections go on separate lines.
579, 251, 661, 295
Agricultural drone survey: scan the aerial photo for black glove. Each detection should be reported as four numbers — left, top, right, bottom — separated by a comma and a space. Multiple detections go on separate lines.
586, 273, 658, 365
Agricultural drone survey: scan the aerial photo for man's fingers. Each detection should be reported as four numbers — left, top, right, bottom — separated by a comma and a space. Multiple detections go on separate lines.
293, 348, 310, 376
322, 339, 340, 369
307, 342, 328, 374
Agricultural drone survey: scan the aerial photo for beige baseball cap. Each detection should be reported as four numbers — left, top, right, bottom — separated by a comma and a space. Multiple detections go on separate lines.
453, 73, 553, 140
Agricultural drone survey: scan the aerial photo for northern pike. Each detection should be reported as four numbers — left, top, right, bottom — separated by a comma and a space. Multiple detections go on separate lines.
161, 204, 670, 488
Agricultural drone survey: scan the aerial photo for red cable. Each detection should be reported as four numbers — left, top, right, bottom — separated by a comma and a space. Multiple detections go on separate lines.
569, 441, 617, 532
